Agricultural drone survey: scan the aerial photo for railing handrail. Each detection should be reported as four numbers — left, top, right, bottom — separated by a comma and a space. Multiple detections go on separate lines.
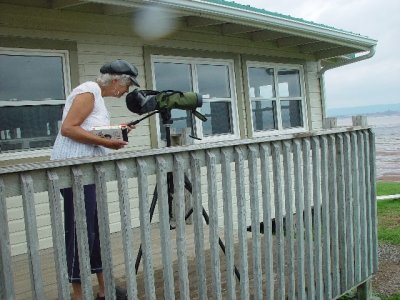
0, 125, 370, 175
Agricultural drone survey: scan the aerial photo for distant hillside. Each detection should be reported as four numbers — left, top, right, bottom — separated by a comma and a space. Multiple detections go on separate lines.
327, 103, 400, 117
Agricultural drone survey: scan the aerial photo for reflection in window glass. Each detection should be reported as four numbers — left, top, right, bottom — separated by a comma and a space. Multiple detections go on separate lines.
159, 110, 192, 140
202, 102, 232, 136
197, 64, 231, 98
154, 62, 192, 91
248, 67, 275, 98
0, 54, 65, 101
281, 100, 302, 128
0, 105, 64, 151
155, 62, 193, 139
252, 100, 276, 131
278, 69, 301, 97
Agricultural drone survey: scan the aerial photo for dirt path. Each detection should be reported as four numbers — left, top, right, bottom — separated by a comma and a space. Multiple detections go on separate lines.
372, 243, 400, 297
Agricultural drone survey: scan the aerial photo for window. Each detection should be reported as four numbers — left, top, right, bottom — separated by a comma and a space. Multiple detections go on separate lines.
152, 56, 239, 143
0, 48, 69, 152
247, 62, 307, 136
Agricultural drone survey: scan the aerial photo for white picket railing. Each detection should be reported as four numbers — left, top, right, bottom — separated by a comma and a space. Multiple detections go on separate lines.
0, 126, 378, 300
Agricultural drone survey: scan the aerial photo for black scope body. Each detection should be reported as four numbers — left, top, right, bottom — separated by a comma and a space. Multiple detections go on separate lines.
126, 89, 203, 115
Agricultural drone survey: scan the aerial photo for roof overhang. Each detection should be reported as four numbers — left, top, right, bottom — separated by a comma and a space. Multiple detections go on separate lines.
2, 0, 377, 63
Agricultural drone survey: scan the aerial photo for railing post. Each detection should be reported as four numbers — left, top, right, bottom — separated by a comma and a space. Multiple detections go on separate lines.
323, 117, 337, 129
357, 280, 372, 300
352, 115, 368, 127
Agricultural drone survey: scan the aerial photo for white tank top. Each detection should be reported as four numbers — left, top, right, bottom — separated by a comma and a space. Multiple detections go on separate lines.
51, 81, 110, 160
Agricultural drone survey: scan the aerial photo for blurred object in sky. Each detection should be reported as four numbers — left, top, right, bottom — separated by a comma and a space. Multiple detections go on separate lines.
132, 5, 178, 41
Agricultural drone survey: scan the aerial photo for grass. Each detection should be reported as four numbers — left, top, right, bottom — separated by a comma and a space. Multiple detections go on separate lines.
377, 181, 400, 245
377, 181, 400, 300
377, 181, 400, 196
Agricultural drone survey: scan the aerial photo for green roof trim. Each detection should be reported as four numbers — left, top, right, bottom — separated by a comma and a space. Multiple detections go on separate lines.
203, 0, 371, 39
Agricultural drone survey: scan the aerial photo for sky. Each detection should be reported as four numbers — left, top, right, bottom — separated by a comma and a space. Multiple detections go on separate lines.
232, 0, 400, 109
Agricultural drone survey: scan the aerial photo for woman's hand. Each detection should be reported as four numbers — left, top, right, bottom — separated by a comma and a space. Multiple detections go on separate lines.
120, 123, 136, 133
103, 139, 128, 150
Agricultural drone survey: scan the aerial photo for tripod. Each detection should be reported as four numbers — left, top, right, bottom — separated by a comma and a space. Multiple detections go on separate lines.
133, 110, 240, 281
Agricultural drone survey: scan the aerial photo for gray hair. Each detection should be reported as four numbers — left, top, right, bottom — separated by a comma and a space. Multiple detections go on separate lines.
96, 73, 133, 87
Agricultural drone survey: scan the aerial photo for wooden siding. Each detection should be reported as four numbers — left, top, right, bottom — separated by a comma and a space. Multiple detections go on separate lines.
1, 2, 325, 255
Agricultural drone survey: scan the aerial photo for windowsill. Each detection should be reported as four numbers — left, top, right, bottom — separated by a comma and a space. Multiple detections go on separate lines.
0, 148, 52, 165
251, 127, 308, 138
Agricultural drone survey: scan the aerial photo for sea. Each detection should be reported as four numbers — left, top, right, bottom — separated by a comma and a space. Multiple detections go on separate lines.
337, 114, 400, 181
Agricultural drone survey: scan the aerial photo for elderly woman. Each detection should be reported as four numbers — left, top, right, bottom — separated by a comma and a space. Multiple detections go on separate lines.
51, 59, 139, 300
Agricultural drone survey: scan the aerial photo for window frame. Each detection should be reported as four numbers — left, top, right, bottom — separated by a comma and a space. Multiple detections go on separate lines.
150, 55, 240, 145
0, 47, 71, 155
246, 61, 309, 137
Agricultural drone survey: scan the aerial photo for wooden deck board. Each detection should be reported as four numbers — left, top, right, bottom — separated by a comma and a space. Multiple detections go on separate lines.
11, 223, 242, 299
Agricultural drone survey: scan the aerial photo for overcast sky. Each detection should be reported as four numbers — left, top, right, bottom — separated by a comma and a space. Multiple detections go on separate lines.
232, 0, 399, 109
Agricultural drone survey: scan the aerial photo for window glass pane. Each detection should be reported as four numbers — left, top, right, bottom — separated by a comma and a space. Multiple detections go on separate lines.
281, 100, 303, 128
154, 62, 193, 140
202, 102, 232, 136
252, 100, 277, 131
159, 110, 192, 140
278, 69, 301, 97
154, 62, 192, 91
248, 67, 275, 98
197, 64, 231, 98
0, 105, 63, 151
0, 54, 65, 101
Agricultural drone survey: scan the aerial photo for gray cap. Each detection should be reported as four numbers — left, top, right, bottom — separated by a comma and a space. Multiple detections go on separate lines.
100, 59, 140, 87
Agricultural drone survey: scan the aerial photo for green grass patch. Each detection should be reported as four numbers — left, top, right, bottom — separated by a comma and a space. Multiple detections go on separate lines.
377, 181, 400, 196
377, 200, 400, 245
380, 295, 400, 300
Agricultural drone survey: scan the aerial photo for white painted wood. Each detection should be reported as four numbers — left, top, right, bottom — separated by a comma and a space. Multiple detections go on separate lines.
46, 171, 70, 300
311, 137, 323, 300
343, 133, 355, 288
368, 130, 379, 273
94, 164, 116, 300
190, 152, 208, 300
327, 135, 340, 297
363, 131, 374, 274
206, 150, 222, 300
259, 143, 274, 300
272, 142, 286, 300
302, 138, 315, 299
0, 178, 15, 300
220, 148, 236, 300
71, 167, 93, 299
293, 140, 305, 299
336, 134, 348, 293
136, 159, 156, 299
155, 157, 175, 300
320, 136, 332, 299
173, 154, 190, 300
235, 147, 249, 300
0, 128, 379, 299
357, 132, 368, 279
115, 161, 139, 300
20, 173, 44, 300
247, 145, 262, 300
282, 141, 295, 300
351, 132, 362, 283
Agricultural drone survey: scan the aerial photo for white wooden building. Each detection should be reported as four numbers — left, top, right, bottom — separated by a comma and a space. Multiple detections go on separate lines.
0, 0, 378, 299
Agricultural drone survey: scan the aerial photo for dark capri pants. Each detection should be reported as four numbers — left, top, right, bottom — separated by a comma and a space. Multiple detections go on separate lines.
61, 184, 103, 283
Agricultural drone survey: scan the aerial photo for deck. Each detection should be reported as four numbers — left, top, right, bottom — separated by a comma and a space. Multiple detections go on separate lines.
13, 224, 271, 299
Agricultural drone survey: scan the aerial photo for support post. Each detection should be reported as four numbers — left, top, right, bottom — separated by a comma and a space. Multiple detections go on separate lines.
357, 280, 372, 300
